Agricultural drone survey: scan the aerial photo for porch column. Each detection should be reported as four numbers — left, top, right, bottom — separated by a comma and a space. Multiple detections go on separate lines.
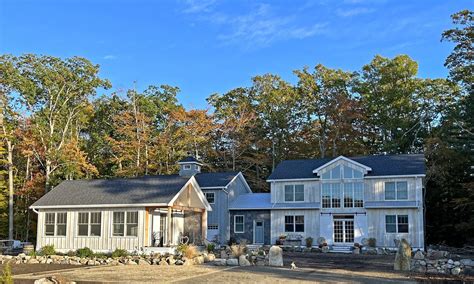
201, 209, 207, 241
167, 207, 172, 246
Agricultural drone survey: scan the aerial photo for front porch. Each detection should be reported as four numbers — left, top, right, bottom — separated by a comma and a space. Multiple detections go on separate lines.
143, 179, 211, 249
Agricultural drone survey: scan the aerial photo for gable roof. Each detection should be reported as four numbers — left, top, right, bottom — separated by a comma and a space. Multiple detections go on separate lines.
267, 154, 425, 181
194, 172, 240, 188
229, 193, 272, 210
31, 175, 191, 208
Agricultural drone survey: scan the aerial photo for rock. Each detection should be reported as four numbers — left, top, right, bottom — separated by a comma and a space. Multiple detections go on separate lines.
87, 260, 97, 266
256, 260, 266, 266
28, 258, 40, 264
220, 250, 228, 259
365, 248, 377, 255
419, 260, 426, 266
194, 256, 204, 265
414, 266, 426, 273
226, 258, 239, 266
448, 259, 454, 265
268, 246, 283, 267
126, 260, 137, 265
159, 259, 169, 266
18, 253, 27, 259
413, 251, 425, 260
463, 267, 474, 276
427, 268, 438, 274
138, 259, 150, 265
451, 267, 461, 275
166, 256, 176, 265
353, 248, 360, 255
213, 258, 227, 266
394, 239, 411, 271
454, 261, 460, 266
34, 278, 55, 284
428, 250, 448, 259
205, 253, 216, 262
183, 259, 193, 266
175, 260, 184, 265
321, 246, 330, 253
239, 255, 251, 266
3, 255, 12, 260
461, 259, 474, 266
45, 259, 53, 264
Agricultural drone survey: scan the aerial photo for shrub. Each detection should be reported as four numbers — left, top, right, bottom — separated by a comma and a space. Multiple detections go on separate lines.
1, 262, 13, 284
94, 253, 108, 259
227, 237, 237, 246
368, 238, 376, 248
207, 243, 215, 253
111, 248, 129, 258
76, 247, 94, 258
39, 245, 56, 256
305, 237, 313, 248
67, 250, 76, 257
176, 244, 198, 259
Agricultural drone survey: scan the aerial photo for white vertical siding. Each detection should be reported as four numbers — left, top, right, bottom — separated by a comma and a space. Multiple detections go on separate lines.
36, 207, 146, 253
270, 209, 319, 244
270, 181, 320, 203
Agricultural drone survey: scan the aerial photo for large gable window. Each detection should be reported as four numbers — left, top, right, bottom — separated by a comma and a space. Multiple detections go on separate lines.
284, 185, 304, 202
385, 181, 408, 200
321, 163, 364, 208
44, 212, 67, 237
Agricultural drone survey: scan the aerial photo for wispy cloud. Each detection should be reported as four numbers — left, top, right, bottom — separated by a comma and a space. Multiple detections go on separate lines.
181, 2, 327, 48
103, 55, 117, 60
182, 0, 216, 14
336, 7, 375, 17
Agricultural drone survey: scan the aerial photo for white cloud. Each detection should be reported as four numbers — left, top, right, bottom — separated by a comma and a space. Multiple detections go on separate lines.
103, 55, 117, 60
182, 0, 216, 14
336, 7, 375, 17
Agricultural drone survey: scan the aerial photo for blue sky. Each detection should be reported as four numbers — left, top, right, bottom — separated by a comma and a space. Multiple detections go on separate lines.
0, 0, 472, 109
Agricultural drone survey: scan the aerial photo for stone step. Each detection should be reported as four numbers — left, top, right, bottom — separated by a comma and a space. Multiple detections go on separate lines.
330, 246, 352, 253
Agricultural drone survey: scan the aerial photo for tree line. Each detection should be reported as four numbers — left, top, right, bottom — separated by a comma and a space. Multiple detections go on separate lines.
0, 10, 472, 246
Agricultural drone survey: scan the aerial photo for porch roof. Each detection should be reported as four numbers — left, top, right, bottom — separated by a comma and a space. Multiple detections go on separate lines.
229, 193, 272, 210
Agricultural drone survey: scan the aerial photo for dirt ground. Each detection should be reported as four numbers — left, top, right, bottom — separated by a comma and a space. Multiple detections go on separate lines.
7, 253, 474, 283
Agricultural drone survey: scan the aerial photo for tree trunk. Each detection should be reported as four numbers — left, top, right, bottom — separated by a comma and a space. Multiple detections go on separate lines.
7, 139, 14, 240
45, 159, 51, 192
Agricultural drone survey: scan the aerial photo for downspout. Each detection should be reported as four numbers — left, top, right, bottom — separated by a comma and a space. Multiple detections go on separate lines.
31, 207, 39, 214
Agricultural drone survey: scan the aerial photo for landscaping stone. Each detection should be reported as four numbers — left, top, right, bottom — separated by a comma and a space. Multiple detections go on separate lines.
159, 259, 169, 266
413, 251, 424, 260
213, 258, 227, 266
239, 255, 251, 266
461, 259, 473, 266
27, 258, 40, 264
394, 239, 411, 271
138, 259, 150, 265
353, 248, 360, 254
226, 258, 239, 266
220, 250, 228, 259
268, 246, 283, 267
175, 260, 183, 265
321, 246, 330, 253
451, 267, 461, 275
205, 253, 216, 262
194, 256, 205, 265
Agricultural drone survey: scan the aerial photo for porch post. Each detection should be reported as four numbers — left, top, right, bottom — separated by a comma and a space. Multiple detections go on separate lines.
167, 207, 172, 246
201, 209, 207, 242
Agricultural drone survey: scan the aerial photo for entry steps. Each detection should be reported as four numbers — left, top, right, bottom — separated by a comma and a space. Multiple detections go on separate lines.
329, 246, 352, 253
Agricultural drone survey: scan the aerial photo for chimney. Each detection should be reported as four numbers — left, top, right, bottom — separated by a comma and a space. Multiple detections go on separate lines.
177, 156, 203, 177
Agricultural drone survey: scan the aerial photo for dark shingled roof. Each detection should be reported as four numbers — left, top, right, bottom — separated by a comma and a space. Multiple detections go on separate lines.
195, 172, 239, 188
178, 156, 202, 163
267, 154, 425, 180
32, 175, 190, 207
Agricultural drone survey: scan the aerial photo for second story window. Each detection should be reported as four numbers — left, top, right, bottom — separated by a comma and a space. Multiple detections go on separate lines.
385, 181, 408, 200
205, 192, 215, 204
284, 185, 304, 202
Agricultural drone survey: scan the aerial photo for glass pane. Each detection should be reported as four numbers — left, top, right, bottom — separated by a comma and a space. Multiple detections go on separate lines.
386, 215, 396, 223
345, 221, 354, 242
45, 225, 55, 236
321, 171, 330, 179
127, 224, 138, 236
285, 224, 294, 232
331, 165, 341, 179
206, 193, 215, 203
284, 215, 294, 224
78, 212, 88, 224
334, 221, 343, 242
235, 216, 243, 224
354, 183, 364, 207
295, 215, 304, 224
236, 224, 244, 232
343, 166, 353, 178
344, 183, 353, 208
90, 224, 101, 236
386, 224, 397, 233
78, 224, 88, 236
114, 212, 125, 224
385, 182, 396, 200
397, 182, 408, 200
353, 170, 363, 178
91, 212, 101, 224
398, 224, 409, 233
295, 224, 304, 232
57, 213, 67, 224
56, 224, 66, 236
284, 185, 294, 202
45, 213, 55, 224
332, 184, 341, 208
322, 184, 331, 208
113, 224, 124, 236
127, 212, 138, 224
385, 215, 396, 233
295, 185, 304, 201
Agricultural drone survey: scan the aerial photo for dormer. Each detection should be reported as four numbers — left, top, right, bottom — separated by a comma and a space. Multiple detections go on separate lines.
178, 156, 203, 177
312, 156, 372, 180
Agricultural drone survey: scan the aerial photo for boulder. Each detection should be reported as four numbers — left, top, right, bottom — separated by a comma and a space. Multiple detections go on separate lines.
183, 259, 193, 266
220, 250, 228, 259
460, 259, 474, 267
138, 259, 150, 265
213, 258, 227, 266
268, 246, 283, 267
175, 260, 184, 265
166, 256, 176, 265
394, 239, 411, 271
321, 246, 330, 253
159, 259, 169, 266
205, 253, 216, 262
353, 248, 360, 255
27, 258, 40, 264
451, 267, 461, 275
463, 267, 474, 276
126, 260, 137, 265
239, 255, 251, 266
413, 251, 425, 260
226, 258, 239, 266
194, 256, 205, 265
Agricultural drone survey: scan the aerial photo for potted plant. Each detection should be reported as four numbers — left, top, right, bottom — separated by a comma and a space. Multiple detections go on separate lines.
305, 237, 313, 248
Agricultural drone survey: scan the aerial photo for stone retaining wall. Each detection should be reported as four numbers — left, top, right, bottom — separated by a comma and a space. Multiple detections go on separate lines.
411, 249, 474, 276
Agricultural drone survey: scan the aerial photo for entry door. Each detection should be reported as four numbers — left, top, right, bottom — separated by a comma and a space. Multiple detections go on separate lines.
151, 211, 167, 246
254, 220, 264, 244
333, 216, 354, 244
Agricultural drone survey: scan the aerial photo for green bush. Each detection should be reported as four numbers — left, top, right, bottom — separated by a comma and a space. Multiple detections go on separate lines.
1, 262, 13, 284
93, 253, 108, 259
207, 243, 215, 253
39, 245, 56, 256
111, 248, 129, 258
76, 247, 94, 258
368, 238, 376, 248
305, 237, 313, 248
67, 250, 76, 257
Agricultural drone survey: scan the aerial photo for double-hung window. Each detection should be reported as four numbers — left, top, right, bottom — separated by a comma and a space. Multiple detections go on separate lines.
386, 215, 409, 233
78, 212, 102, 237
113, 211, 138, 237
44, 212, 67, 236
284, 185, 304, 202
234, 215, 244, 233
284, 215, 304, 232
385, 181, 408, 200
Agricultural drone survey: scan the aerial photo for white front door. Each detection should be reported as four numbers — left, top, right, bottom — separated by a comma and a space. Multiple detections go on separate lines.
333, 215, 354, 245
151, 211, 167, 246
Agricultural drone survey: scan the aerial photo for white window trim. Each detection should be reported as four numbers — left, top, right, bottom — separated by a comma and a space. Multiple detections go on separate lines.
342, 182, 364, 208
284, 184, 305, 203
384, 181, 409, 201
205, 192, 215, 204
385, 214, 409, 234
44, 212, 67, 237
77, 212, 102, 237
111, 210, 139, 238
183, 164, 191, 170
234, 215, 245, 233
